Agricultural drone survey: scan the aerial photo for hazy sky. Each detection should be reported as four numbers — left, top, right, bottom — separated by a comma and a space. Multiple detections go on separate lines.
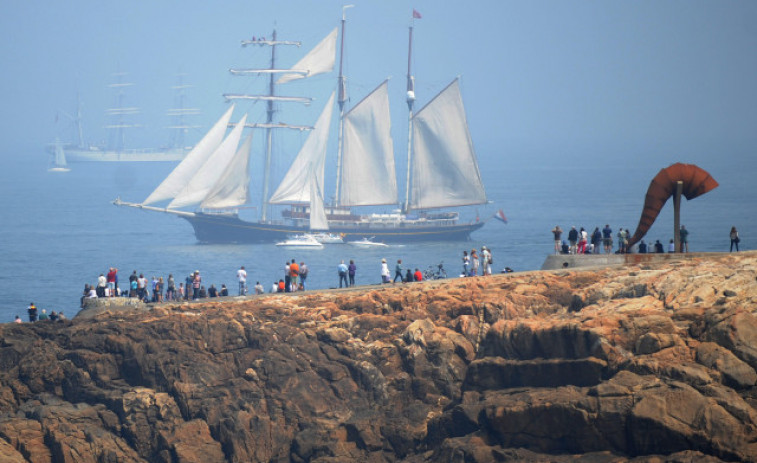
2, 0, 756, 164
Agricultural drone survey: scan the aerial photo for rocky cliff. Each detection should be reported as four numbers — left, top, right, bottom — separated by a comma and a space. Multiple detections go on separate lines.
1, 252, 757, 462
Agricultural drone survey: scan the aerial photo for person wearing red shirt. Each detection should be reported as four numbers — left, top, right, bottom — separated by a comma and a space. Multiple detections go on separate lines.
414, 268, 422, 282
106, 268, 118, 297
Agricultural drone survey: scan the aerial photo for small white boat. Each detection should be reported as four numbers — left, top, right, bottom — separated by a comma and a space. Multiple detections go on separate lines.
309, 232, 344, 244
276, 235, 324, 248
347, 237, 388, 247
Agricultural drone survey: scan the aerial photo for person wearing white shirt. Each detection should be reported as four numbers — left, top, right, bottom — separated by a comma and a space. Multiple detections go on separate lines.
237, 266, 247, 295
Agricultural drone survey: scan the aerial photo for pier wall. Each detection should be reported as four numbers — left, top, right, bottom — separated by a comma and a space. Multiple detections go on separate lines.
541, 252, 723, 271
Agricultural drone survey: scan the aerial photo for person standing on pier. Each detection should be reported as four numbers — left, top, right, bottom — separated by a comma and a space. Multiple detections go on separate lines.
299, 262, 308, 290
552, 226, 563, 254
338, 261, 348, 288
481, 247, 492, 275
237, 266, 247, 296
470, 249, 479, 276
568, 227, 578, 254
348, 260, 357, 287
602, 224, 613, 254
394, 259, 404, 283
679, 225, 689, 253
192, 271, 201, 300
290, 260, 300, 292
730, 227, 740, 252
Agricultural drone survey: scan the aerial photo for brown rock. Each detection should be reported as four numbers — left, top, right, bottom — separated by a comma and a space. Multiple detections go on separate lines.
0, 251, 755, 462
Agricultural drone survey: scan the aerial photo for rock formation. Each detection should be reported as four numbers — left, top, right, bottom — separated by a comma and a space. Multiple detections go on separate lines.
1, 252, 756, 462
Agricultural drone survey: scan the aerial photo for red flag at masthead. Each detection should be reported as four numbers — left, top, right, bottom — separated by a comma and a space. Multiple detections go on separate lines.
412, 9, 422, 19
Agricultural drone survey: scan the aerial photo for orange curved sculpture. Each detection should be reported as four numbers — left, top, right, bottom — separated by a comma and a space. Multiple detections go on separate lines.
627, 163, 718, 249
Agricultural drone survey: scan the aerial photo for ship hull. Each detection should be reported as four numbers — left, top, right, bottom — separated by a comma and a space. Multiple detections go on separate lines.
183, 213, 484, 243
65, 148, 189, 162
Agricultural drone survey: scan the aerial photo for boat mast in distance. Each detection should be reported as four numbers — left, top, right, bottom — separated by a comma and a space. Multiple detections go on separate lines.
166, 74, 200, 151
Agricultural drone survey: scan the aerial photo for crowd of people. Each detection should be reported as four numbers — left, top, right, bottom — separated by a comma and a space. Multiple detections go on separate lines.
14, 302, 66, 324
77, 248, 504, 309
549, 224, 741, 255
81, 268, 239, 306
461, 246, 495, 276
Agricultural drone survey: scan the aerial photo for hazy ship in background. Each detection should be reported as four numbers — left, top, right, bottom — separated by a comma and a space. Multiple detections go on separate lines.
50, 74, 199, 162
116, 9, 489, 243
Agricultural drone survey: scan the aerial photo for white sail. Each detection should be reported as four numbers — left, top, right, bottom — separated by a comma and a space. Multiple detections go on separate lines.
340, 80, 397, 206
54, 142, 67, 167
309, 176, 329, 231
143, 105, 234, 205
276, 28, 338, 84
200, 133, 253, 209
269, 92, 335, 204
409, 79, 487, 210
168, 114, 247, 208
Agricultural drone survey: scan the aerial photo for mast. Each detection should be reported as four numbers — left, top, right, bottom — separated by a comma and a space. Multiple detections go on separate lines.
261, 29, 277, 222
229, 27, 337, 219
106, 73, 138, 152
167, 74, 200, 150
403, 22, 416, 214
334, 5, 353, 207
228, 30, 314, 222
75, 93, 84, 148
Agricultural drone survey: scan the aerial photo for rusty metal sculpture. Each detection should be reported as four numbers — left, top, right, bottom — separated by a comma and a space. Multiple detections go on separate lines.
627, 163, 718, 249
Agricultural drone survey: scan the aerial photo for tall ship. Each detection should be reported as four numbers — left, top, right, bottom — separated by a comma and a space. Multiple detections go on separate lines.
115, 9, 489, 242
52, 74, 198, 162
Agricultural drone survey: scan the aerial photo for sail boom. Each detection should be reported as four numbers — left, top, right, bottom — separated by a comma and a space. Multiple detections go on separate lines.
166, 109, 201, 115
106, 108, 139, 114
228, 122, 313, 131
104, 124, 142, 129
223, 94, 312, 104
229, 69, 308, 76
241, 39, 301, 47
113, 198, 197, 217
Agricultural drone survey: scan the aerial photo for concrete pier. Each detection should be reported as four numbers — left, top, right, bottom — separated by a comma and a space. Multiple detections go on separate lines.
541, 252, 722, 271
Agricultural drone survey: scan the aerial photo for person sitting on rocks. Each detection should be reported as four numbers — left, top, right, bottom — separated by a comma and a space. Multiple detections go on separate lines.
654, 240, 664, 253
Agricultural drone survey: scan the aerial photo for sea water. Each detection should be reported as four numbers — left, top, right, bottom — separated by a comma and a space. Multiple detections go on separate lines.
0, 150, 754, 322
